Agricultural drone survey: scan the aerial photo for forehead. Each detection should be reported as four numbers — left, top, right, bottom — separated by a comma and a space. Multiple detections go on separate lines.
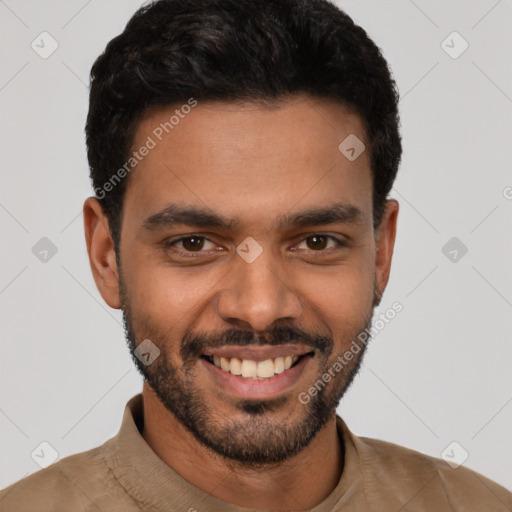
124, 96, 373, 229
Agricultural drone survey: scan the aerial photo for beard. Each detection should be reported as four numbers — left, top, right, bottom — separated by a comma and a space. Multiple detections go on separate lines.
120, 272, 379, 468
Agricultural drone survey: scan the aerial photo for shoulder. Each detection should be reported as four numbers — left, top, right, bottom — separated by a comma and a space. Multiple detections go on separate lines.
0, 461, 85, 511
353, 430, 512, 510
0, 442, 130, 512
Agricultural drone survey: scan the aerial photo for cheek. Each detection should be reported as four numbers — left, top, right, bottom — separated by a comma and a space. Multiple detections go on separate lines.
124, 260, 224, 329
297, 258, 375, 338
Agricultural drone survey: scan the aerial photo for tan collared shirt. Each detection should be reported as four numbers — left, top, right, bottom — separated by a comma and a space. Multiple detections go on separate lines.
1, 393, 511, 511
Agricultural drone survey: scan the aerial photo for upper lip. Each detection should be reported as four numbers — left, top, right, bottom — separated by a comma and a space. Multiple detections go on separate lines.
203, 344, 315, 362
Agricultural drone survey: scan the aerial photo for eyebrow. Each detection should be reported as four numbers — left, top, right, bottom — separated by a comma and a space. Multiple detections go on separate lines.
142, 202, 365, 232
274, 203, 365, 230
142, 204, 238, 231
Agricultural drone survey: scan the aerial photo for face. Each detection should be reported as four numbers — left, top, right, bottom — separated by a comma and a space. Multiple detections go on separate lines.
102, 96, 396, 466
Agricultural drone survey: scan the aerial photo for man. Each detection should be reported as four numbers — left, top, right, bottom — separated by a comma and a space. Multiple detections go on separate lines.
1, 0, 511, 510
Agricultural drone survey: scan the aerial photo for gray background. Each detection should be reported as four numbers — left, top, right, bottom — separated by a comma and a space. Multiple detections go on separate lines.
1, 0, 511, 492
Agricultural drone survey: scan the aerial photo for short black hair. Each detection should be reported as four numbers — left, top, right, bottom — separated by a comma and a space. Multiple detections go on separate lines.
86, 0, 402, 249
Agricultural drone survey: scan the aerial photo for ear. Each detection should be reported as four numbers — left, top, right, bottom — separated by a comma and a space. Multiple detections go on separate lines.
374, 200, 399, 305
83, 197, 121, 309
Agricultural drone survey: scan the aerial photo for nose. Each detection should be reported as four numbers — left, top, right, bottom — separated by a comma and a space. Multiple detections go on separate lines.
215, 250, 303, 332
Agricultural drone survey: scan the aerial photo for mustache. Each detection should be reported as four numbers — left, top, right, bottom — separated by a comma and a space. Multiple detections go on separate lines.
181, 325, 333, 362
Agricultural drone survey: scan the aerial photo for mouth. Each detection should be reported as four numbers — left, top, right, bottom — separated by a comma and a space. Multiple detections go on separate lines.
200, 349, 315, 380
199, 346, 316, 400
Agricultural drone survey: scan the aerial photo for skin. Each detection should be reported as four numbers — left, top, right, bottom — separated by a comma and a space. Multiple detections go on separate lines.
84, 95, 398, 510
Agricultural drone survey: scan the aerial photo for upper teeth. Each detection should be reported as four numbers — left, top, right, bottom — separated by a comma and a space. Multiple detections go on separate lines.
211, 355, 299, 379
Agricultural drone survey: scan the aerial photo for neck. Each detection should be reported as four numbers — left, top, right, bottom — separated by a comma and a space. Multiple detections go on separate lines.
140, 383, 344, 510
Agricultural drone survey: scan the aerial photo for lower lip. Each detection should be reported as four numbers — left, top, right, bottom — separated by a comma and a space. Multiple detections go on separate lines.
200, 354, 313, 400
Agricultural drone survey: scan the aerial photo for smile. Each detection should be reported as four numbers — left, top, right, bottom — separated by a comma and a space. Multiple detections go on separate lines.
199, 345, 315, 400
201, 353, 313, 379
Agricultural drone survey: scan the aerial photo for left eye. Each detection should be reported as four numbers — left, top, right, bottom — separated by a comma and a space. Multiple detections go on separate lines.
296, 235, 343, 251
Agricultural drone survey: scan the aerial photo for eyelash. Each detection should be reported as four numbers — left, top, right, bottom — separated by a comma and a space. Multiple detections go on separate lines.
163, 234, 348, 258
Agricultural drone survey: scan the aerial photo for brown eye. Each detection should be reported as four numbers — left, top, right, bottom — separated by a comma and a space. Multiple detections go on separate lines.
162, 235, 221, 260
181, 236, 206, 251
306, 235, 328, 250
295, 234, 347, 253
163, 235, 219, 258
